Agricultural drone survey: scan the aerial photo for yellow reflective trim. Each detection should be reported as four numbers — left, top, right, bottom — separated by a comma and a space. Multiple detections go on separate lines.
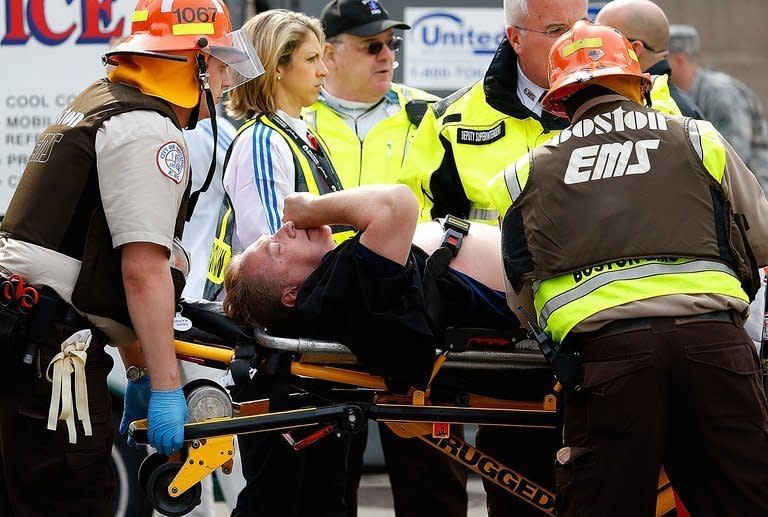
173, 23, 215, 36
628, 47, 639, 62
535, 268, 747, 343
561, 38, 603, 57
131, 10, 149, 22
697, 121, 727, 182
649, 74, 682, 116
487, 171, 513, 219
206, 206, 233, 284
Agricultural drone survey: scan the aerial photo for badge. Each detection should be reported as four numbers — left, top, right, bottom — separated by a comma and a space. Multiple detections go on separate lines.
362, 1, 383, 15
174, 312, 193, 332
523, 87, 537, 102
588, 49, 605, 61
156, 141, 186, 183
456, 122, 506, 145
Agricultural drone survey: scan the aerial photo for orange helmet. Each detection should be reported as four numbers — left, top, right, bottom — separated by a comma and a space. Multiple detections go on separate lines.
109, 0, 232, 57
105, 0, 263, 108
541, 21, 652, 119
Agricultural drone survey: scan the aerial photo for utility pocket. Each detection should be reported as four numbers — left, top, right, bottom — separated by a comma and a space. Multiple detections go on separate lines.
580, 353, 655, 432
685, 339, 764, 419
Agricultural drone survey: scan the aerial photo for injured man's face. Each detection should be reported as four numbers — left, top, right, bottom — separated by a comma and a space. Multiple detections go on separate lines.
243, 221, 336, 299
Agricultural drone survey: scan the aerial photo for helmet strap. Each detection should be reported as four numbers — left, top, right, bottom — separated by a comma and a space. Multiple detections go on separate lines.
644, 88, 653, 108
186, 53, 219, 222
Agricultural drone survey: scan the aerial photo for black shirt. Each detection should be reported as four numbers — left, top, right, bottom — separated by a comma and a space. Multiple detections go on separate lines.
285, 234, 522, 389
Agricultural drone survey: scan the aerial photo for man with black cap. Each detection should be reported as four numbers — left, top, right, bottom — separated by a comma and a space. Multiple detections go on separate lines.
304, 0, 437, 189
304, 3, 468, 517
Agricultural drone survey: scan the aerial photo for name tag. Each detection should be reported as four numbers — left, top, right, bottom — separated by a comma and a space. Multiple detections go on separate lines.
457, 122, 505, 145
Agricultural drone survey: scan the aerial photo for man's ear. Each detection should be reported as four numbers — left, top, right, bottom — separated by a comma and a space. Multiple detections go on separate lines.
323, 41, 337, 70
506, 25, 522, 53
281, 286, 298, 308
630, 40, 645, 59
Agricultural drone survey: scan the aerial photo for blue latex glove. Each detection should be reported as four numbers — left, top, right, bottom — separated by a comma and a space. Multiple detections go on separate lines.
120, 376, 151, 447
148, 387, 187, 456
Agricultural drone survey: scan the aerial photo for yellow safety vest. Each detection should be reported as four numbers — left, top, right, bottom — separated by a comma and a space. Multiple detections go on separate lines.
303, 84, 437, 187
400, 78, 573, 225
488, 115, 748, 343
650, 73, 683, 117
401, 57, 684, 226
203, 113, 348, 300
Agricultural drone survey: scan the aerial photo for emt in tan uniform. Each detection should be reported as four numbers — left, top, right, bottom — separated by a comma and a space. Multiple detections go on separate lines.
0, 1, 261, 514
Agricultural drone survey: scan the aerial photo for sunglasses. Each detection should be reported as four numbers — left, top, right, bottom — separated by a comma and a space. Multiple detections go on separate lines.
362, 36, 403, 55
634, 39, 666, 54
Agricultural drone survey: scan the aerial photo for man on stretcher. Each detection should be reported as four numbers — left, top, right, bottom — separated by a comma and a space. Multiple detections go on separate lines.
223, 184, 533, 387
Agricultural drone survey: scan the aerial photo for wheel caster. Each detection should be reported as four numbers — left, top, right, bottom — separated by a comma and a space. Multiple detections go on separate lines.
183, 379, 233, 423
146, 462, 202, 517
138, 451, 168, 494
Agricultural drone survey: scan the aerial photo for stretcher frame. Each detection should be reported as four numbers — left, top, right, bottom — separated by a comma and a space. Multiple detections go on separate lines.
129, 302, 676, 516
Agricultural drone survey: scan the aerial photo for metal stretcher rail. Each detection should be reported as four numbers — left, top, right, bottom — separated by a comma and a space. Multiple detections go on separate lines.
252, 328, 550, 370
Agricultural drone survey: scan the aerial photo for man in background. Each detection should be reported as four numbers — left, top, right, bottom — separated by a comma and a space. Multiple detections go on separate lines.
669, 24, 768, 194
596, 0, 703, 118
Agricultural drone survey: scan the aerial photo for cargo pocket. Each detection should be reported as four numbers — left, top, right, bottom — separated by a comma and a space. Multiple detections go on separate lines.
580, 353, 655, 433
685, 340, 764, 419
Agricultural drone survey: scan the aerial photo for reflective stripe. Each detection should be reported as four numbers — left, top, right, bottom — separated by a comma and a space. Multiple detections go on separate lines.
468, 208, 499, 221
132, 10, 149, 22
537, 259, 738, 329
206, 205, 233, 285
687, 119, 703, 160
504, 161, 523, 201
173, 23, 215, 36
697, 120, 727, 182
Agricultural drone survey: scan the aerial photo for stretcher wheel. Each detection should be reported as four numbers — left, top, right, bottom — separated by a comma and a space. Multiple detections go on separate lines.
146, 462, 202, 517
183, 379, 233, 423
138, 452, 168, 495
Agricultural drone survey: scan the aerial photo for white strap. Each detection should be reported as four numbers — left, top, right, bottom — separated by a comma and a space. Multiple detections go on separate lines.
46, 330, 92, 444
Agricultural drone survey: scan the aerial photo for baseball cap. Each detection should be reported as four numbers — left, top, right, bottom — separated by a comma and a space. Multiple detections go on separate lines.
321, 0, 410, 39
669, 24, 700, 55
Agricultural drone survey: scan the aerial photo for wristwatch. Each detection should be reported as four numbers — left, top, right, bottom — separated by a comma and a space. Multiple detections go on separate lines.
125, 365, 149, 382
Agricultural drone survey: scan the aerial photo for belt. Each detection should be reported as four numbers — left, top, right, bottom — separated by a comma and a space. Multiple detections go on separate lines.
587, 310, 734, 337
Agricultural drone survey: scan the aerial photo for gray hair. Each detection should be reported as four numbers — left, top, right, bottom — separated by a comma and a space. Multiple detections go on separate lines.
504, 0, 589, 29
503, 0, 528, 27
669, 24, 700, 56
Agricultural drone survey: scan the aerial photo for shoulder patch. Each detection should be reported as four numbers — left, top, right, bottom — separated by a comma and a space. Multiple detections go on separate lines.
156, 141, 186, 183
456, 122, 505, 145
432, 85, 473, 119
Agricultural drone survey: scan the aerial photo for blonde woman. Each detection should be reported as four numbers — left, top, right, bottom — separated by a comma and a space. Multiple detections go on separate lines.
204, 9, 344, 300
206, 10, 350, 517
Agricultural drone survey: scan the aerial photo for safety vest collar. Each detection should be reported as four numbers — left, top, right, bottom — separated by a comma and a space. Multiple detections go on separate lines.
645, 59, 673, 80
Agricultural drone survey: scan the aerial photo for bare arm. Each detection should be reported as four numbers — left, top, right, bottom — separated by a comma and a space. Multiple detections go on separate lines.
122, 242, 179, 390
283, 185, 419, 266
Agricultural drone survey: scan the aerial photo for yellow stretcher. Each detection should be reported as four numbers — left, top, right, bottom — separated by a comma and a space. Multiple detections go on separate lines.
129, 299, 677, 517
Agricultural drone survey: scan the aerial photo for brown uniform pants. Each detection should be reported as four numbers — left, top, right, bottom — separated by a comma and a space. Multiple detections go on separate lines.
556, 314, 768, 517
0, 320, 115, 517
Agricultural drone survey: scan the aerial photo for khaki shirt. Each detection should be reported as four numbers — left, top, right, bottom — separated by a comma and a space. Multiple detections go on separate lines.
0, 110, 189, 345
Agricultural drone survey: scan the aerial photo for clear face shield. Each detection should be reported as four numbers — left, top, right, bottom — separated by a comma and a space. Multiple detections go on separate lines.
200, 29, 264, 92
